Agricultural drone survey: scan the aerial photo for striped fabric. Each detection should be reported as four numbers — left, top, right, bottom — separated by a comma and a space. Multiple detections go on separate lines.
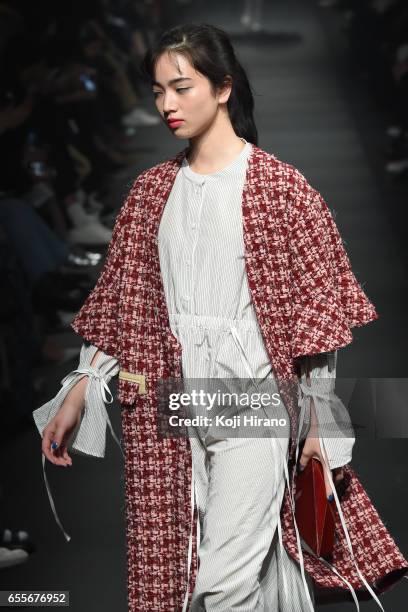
33, 342, 121, 458
32, 342, 121, 542
159, 140, 258, 320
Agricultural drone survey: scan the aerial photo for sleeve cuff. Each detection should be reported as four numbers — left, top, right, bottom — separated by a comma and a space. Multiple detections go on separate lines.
298, 351, 355, 469
32, 343, 120, 458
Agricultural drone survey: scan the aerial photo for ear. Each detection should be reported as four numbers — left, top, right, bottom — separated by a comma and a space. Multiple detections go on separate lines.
218, 74, 233, 104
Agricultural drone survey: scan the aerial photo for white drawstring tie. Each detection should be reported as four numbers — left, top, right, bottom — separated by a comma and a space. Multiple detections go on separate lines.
181, 455, 200, 612
36, 364, 123, 543
296, 380, 386, 611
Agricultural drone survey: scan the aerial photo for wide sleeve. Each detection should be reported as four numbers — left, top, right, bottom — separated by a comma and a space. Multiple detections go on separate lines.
70, 172, 146, 358
32, 342, 120, 458
297, 350, 355, 469
32, 342, 121, 542
286, 167, 379, 359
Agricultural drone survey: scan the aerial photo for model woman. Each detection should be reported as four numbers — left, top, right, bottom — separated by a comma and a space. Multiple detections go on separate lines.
34, 23, 408, 612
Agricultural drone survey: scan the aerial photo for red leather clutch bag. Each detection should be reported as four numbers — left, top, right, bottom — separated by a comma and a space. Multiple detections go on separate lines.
294, 457, 336, 560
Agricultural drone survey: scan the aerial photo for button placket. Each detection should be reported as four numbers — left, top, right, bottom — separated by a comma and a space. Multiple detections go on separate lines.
188, 181, 205, 313
181, 181, 203, 310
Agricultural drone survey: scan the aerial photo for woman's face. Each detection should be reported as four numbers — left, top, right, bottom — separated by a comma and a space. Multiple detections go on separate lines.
152, 51, 230, 139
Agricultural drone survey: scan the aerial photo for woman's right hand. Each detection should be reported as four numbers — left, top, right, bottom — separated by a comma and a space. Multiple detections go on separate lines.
41, 403, 83, 467
41, 351, 102, 466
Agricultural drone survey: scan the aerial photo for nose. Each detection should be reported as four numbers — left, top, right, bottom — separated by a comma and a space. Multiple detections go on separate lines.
162, 90, 178, 115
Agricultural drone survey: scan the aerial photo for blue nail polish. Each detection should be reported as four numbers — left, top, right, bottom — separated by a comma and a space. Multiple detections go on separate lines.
51, 441, 58, 450
327, 493, 334, 502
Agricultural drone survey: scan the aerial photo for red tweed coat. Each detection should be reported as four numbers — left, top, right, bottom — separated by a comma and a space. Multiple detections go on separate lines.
71, 144, 408, 610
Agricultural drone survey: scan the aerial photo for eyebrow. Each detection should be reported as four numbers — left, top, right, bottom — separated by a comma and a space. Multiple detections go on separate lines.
152, 77, 193, 88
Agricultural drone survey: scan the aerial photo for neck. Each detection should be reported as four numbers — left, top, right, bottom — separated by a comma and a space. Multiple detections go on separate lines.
186, 113, 245, 173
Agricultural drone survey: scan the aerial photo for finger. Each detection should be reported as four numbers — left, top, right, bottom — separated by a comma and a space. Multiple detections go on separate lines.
297, 449, 311, 473
54, 441, 70, 467
42, 427, 57, 464
58, 430, 74, 466
61, 444, 72, 466
321, 459, 334, 501
334, 468, 344, 484
49, 427, 68, 467
306, 448, 334, 500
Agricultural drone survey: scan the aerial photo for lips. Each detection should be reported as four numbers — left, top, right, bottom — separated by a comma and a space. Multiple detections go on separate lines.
167, 119, 184, 128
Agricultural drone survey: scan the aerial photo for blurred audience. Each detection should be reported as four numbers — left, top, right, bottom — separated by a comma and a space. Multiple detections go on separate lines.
0, 0, 193, 574
318, 0, 408, 179
0, 0, 170, 442
0, 0, 178, 572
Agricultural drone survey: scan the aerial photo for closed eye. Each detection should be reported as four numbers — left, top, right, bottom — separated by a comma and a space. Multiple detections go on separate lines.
152, 87, 191, 98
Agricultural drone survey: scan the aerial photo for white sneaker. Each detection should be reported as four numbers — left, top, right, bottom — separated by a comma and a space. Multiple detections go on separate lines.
66, 252, 100, 267
121, 107, 160, 127
84, 250, 103, 262
69, 222, 112, 245
0, 547, 29, 569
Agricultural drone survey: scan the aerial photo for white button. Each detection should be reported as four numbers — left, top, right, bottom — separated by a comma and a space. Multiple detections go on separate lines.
183, 295, 190, 301
191, 223, 196, 229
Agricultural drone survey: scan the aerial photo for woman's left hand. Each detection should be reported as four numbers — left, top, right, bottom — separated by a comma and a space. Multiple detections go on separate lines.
298, 434, 344, 501
298, 362, 345, 500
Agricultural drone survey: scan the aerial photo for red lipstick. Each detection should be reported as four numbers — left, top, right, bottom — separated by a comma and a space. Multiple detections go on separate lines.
167, 119, 184, 129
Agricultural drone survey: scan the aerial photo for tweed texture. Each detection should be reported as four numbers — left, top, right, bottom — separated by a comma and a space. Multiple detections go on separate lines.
282, 463, 408, 597
71, 144, 408, 610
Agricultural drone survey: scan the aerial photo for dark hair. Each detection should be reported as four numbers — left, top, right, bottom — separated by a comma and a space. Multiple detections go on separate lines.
140, 23, 258, 145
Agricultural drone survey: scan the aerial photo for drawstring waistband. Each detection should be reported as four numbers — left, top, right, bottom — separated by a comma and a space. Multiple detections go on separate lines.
168, 312, 263, 334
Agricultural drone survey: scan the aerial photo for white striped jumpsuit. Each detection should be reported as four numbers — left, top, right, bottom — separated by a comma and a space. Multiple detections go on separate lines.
158, 138, 316, 611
